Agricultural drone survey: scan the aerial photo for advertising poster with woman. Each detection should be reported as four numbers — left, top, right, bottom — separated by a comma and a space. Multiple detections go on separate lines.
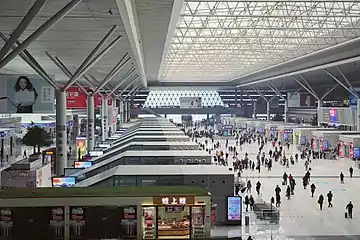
0, 74, 54, 113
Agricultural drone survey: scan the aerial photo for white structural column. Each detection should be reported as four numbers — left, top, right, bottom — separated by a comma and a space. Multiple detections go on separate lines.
107, 98, 114, 136
123, 100, 128, 123
112, 99, 117, 134
87, 94, 95, 151
72, 114, 79, 141
284, 100, 288, 123
357, 98, 360, 131
101, 97, 108, 141
127, 101, 131, 122
119, 100, 124, 125
266, 101, 271, 121
55, 90, 67, 176
252, 101, 256, 119
317, 100, 323, 127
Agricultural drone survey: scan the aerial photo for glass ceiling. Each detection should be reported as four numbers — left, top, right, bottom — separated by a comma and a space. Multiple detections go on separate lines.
162, 0, 360, 82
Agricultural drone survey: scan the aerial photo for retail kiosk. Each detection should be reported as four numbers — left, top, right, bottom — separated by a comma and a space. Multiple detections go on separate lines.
74, 165, 234, 225
312, 131, 360, 153
293, 127, 335, 147
0, 186, 211, 239
338, 135, 360, 159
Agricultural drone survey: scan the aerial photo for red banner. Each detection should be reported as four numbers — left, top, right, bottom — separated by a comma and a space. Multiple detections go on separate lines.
66, 87, 102, 109
108, 97, 113, 106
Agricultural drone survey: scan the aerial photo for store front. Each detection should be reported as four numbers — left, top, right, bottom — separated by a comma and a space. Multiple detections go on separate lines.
142, 196, 206, 239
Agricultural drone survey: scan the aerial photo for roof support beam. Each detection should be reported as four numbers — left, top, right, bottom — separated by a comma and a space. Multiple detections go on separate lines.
234, 35, 360, 86
321, 84, 338, 100
116, 0, 146, 87
251, 87, 268, 102
292, 76, 319, 100
237, 53, 360, 88
119, 77, 139, 97
94, 53, 131, 94
0, 32, 58, 89
0, 0, 82, 70
46, 52, 89, 94
266, 82, 286, 101
125, 84, 141, 100
299, 74, 319, 99
109, 68, 136, 95
324, 69, 359, 99
0, 0, 47, 61
63, 25, 119, 90
337, 66, 356, 94
288, 87, 302, 99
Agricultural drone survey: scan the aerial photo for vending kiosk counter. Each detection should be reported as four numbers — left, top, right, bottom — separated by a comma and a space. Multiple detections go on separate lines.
312, 131, 360, 154
0, 186, 211, 240
339, 135, 360, 160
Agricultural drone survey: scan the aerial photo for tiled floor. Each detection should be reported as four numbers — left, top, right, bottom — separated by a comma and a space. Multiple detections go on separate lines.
196, 135, 360, 239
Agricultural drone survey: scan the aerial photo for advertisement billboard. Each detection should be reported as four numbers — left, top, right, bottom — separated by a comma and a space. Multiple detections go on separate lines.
1, 170, 36, 188
226, 196, 242, 222
66, 86, 103, 109
52, 177, 76, 187
0, 74, 54, 113
76, 137, 87, 161
179, 97, 202, 108
74, 161, 93, 168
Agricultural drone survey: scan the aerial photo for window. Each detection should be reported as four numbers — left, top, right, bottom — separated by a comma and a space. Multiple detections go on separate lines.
115, 176, 136, 186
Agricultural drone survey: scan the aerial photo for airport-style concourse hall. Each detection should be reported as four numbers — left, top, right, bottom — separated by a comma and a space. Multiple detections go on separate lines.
1, 0, 360, 239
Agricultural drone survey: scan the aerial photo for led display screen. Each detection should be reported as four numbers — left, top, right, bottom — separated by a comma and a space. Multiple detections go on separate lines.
329, 108, 338, 123
52, 177, 76, 187
322, 140, 329, 150
354, 148, 360, 158
74, 161, 93, 168
227, 196, 241, 221
300, 136, 306, 145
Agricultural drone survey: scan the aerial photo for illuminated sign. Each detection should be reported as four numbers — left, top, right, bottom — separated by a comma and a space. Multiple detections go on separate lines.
52, 177, 76, 187
88, 151, 103, 157
153, 196, 195, 205
98, 144, 111, 148
74, 161, 92, 168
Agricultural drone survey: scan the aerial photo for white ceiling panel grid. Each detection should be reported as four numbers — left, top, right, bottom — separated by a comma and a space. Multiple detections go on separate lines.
162, 0, 360, 82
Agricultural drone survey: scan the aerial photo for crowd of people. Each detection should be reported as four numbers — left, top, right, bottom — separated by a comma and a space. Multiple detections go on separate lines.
188, 125, 356, 239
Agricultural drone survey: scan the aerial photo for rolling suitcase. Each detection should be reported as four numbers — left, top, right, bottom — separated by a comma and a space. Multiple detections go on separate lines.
345, 212, 348, 218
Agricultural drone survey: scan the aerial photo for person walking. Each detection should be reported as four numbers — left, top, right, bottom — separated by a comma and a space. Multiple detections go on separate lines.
256, 181, 261, 196
244, 195, 250, 212
349, 166, 354, 178
249, 195, 255, 211
286, 185, 291, 200
346, 201, 354, 219
340, 172, 345, 183
327, 191, 333, 208
318, 194, 324, 210
246, 180, 252, 193
275, 185, 281, 207
23, 150, 27, 159
310, 183, 316, 197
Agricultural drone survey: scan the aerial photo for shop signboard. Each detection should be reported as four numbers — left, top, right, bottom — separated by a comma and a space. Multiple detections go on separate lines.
0, 74, 55, 113
153, 196, 195, 205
